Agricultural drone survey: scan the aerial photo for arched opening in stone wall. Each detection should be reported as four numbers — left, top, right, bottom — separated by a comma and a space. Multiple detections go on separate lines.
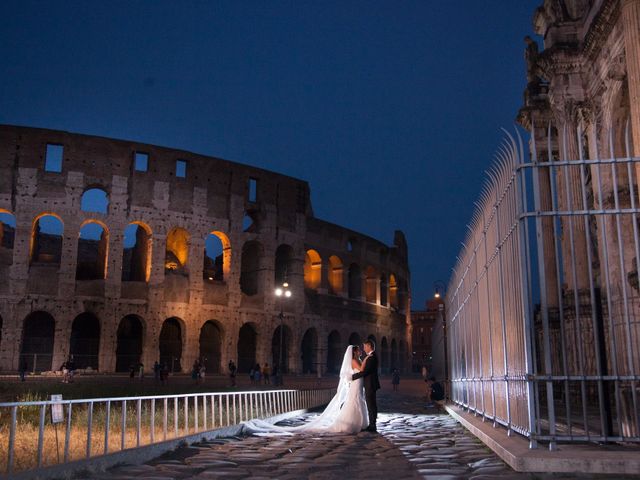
20, 311, 55, 372
204, 231, 230, 282
160, 317, 183, 373
301, 328, 318, 374
364, 266, 378, 303
272, 324, 292, 374
328, 255, 343, 295
80, 187, 109, 214
165, 227, 190, 275
275, 244, 294, 285
122, 222, 152, 282
116, 315, 143, 372
348, 332, 361, 347
399, 340, 407, 372
69, 312, 100, 370
240, 241, 262, 295
199, 320, 223, 374
242, 211, 259, 233
304, 249, 322, 290
389, 274, 398, 309
348, 263, 361, 299
30, 214, 63, 266
379, 274, 388, 306
327, 330, 342, 374
76, 221, 108, 280
391, 338, 398, 370
0, 211, 16, 267
237, 323, 257, 373
381, 337, 389, 374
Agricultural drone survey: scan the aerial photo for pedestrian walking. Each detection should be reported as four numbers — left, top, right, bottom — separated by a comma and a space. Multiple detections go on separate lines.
153, 361, 160, 382
228, 360, 237, 387
263, 363, 271, 385
19, 358, 27, 382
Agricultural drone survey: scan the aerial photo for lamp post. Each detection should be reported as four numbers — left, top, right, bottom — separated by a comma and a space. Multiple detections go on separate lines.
275, 281, 291, 385
433, 280, 446, 299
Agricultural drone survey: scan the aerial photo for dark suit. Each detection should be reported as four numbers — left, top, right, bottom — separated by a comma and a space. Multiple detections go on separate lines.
352, 352, 380, 430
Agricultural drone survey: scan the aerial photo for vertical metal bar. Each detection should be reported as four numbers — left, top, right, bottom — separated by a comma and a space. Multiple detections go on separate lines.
104, 401, 111, 454
7, 406, 17, 474
203, 394, 207, 430
64, 403, 72, 462
121, 400, 127, 450
163, 398, 168, 441
195, 395, 199, 432
136, 399, 141, 447
521, 130, 538, 447
37, 404, 45, 467
184, 396, 189, 435
582, 120, 612, 439
150, 398, 155, 444
87, 401, 94, 458
174, 397, 178, 438
226, 395, 230, 426
596, 129, 623, 437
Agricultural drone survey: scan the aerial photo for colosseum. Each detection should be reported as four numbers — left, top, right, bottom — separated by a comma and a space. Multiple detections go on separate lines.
0, 124, 411, 377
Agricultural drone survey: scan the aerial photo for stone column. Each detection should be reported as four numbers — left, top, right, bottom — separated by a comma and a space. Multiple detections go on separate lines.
319, 260, 330, 294
555, 106, 590, 291
622, 0, 640, 160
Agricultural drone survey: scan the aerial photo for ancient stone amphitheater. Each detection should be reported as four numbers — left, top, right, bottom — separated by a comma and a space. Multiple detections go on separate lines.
0, 125, 410, 376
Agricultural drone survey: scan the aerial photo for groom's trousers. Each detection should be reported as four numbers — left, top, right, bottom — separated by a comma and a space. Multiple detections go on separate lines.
365, 389, 377, 428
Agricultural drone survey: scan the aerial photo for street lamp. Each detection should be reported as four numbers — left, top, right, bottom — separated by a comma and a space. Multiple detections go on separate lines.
275, 281, 291, 385
433, 280, 446, 299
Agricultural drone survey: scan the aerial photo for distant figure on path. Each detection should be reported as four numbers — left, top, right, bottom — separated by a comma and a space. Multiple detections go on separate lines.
138, 362, 144, 382
263, 363, 271, 385
153, 361, 160, 382
228, 360, 237, 387
19, 358, 27, 382
391, 368, 400, 392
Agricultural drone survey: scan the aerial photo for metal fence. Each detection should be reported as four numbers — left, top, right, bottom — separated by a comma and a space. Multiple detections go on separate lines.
446, 122, 640, 449
0, 388, 335, 475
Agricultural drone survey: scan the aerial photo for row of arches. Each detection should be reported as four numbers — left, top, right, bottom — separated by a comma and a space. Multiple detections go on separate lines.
304, 249, 400, 307
1, 210, 404, 307
14, 311, 407, 374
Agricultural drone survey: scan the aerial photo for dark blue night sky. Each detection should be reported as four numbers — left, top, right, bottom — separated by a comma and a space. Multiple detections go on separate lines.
0, 1, 540, 308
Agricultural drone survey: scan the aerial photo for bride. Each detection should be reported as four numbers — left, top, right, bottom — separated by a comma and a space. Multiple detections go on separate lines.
242, 345, 369, 434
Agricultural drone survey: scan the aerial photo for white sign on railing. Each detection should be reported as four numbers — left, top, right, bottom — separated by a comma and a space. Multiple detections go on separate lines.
50, 394, 63, 423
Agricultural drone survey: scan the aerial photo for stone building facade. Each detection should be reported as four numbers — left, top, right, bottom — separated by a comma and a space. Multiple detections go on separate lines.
0, 125, 411, 375
518, 0, 640, 436
410, 298, 444, 374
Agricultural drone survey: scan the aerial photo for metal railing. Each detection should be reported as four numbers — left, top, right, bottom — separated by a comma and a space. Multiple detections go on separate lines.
0, 388, 335, 475
447, 122, 640, 449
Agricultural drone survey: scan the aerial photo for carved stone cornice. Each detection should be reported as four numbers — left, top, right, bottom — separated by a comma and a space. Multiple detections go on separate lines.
582, 0, 621, 60
537, 45, 583, 78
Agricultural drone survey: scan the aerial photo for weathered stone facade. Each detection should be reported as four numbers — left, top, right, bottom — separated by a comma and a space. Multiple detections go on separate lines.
0, 125, 410, 375
518, 0, 640, 437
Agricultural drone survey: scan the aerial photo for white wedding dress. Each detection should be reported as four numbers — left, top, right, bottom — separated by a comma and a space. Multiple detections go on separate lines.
242, 345, 368, 435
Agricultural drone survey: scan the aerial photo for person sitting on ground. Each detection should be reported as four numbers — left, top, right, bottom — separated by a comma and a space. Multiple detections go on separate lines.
426, 376, 445, 410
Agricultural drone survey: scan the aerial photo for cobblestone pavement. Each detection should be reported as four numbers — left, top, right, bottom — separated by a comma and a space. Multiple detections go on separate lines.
91, 388, 633, 480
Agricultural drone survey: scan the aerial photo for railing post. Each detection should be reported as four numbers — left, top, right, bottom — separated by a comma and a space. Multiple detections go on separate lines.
121, 400, 127, 451
87, 401, 94, 457
7, 405, 17, 474
104, 400, 111, 454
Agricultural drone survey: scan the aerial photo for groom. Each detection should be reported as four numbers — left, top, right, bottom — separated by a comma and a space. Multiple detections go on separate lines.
352, 339, 381, 432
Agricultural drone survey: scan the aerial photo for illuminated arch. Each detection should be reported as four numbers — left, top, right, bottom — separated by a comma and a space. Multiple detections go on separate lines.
30, 213, 64, 265
304, 249, 322, 290
204, 230, 231, 281
165, 227, 190, 271
122, 221, 152, 282
389, 274, 398, 308
328, 255, 343, 295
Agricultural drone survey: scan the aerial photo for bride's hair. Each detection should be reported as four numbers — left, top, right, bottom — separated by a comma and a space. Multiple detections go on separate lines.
351, 345, 360, 359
